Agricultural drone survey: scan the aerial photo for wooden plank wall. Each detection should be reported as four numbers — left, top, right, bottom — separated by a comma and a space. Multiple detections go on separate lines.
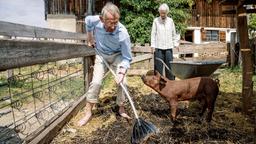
46, 0, 86, 15
46, 0, 119, 16
189, 0, 236, 28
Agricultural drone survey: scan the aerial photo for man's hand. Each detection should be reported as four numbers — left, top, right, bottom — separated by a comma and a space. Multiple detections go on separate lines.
88, 41, 95, 48
116, 67, 126, 84
87, 32, 95, 48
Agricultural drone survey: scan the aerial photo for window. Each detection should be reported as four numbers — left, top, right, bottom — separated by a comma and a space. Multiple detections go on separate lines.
206, 30, 219, 41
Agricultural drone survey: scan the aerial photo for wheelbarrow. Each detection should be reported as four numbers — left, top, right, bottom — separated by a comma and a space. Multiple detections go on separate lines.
169, 60, 225, 79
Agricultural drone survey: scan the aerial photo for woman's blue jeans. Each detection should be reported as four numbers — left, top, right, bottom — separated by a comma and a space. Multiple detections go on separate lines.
154, 48, 175, 80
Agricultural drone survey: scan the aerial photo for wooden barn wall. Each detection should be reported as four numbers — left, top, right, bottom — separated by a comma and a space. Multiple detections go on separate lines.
94, 0, 120, 14
46, 0, 120, 33
46, 0, 86, 16
46, 0, 119, 17
188, 0, 236, 28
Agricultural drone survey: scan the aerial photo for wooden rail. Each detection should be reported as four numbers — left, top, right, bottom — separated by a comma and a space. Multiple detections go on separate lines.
0, 39, 94, 71
0, 21, 86, 40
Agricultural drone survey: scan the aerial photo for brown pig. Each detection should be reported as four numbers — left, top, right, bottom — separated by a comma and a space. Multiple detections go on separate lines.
141, 70, 219, 122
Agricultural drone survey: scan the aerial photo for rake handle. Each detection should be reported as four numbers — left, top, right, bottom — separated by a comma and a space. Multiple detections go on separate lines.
94, 48, 139, 119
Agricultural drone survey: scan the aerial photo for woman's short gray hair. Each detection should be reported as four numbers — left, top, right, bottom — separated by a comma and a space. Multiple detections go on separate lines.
158, 3, 169, 13
101, 2, 120, 19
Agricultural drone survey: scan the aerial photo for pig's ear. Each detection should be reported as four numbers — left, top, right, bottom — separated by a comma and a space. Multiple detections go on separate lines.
159, 77, 167, 90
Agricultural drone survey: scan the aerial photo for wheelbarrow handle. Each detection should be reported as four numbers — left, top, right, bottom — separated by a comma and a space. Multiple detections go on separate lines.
94, 48, 139, 119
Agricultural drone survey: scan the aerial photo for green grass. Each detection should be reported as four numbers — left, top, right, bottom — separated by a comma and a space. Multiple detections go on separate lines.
218, 67, 256, 93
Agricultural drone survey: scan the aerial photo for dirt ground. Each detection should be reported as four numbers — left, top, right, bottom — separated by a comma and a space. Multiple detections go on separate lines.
51, 69, 255, 144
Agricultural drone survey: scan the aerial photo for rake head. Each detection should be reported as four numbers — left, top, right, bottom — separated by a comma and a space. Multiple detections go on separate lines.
131, 117, 158, 144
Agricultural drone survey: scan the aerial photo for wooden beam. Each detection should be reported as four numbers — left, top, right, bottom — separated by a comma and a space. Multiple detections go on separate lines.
131, 54, 152, 64
0, 21, 86, 40
132, 45, 153, 53
127, 69, 148, 76
222, 9, 237, 14
219, 0, 238, 6
220, 3, 237, 17
236, 5, 253, 114
246, 9, 256, 14
222, 9, 256, 15
0, 39, 95, 71
244, 0, 256, 5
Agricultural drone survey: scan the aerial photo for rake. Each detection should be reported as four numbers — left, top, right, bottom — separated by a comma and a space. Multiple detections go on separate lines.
95, 48, 158, 144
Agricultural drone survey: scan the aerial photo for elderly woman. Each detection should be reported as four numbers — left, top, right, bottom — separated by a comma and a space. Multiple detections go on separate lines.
151, 3, 180, 80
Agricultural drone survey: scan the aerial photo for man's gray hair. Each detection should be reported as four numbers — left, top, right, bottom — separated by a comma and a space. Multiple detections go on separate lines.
158, 3, 169, 13
101, 2, 120, 18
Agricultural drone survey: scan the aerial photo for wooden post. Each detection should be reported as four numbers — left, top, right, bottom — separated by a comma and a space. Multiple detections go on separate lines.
253, 41, 256, 74
2, 36, 14, 78
227, 42, 231, 66
83, 56, 94, 92
230, 32, 236, 67
150, 46, 154, 70
234, 42, 240, 66
254, 117, 256, 144
236, 5, 253, 114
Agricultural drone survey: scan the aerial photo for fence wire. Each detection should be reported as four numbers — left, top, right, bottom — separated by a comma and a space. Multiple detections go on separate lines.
0, 58, 85, 143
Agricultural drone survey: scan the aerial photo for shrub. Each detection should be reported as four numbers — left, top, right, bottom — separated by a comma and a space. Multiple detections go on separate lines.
120, 0, 193, 44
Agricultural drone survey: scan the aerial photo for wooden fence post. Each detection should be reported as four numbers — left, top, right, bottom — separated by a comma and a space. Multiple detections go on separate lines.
227, 42, 231, 66
83, 55, 94, 92
254, 115, 256, 144
253, 41, 256, 74
230, 32, 237, 67
3, 36, 14, 79
237, 5, 253, 114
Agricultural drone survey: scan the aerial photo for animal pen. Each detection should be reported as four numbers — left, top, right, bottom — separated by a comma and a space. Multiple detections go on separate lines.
0, 20, 154, 143
0, 20, 231, 143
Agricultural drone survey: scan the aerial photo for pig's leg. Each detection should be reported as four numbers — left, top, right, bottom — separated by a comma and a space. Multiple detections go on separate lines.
169, 99, 178, 121
199, 98, 207, 117
206, 94, 217, 122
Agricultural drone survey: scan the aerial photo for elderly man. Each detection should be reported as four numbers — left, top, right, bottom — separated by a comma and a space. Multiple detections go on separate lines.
78, 2, 132, 126
151, 3, 180, 80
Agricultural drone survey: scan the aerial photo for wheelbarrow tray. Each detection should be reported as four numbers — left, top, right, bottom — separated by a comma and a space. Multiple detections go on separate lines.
170, 60, 225, 79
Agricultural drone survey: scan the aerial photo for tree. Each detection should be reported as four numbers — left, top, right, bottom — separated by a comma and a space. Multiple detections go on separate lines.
119, 0, 194, 44
248, 13, 256, 39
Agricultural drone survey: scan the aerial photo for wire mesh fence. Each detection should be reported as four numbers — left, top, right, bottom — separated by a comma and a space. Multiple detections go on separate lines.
0, 58, 85, 143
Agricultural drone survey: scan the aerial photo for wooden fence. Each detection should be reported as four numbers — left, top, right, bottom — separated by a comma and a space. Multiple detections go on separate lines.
0, 21, 228, 144
0, 20, 94, 144
0, 21, 154, 144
